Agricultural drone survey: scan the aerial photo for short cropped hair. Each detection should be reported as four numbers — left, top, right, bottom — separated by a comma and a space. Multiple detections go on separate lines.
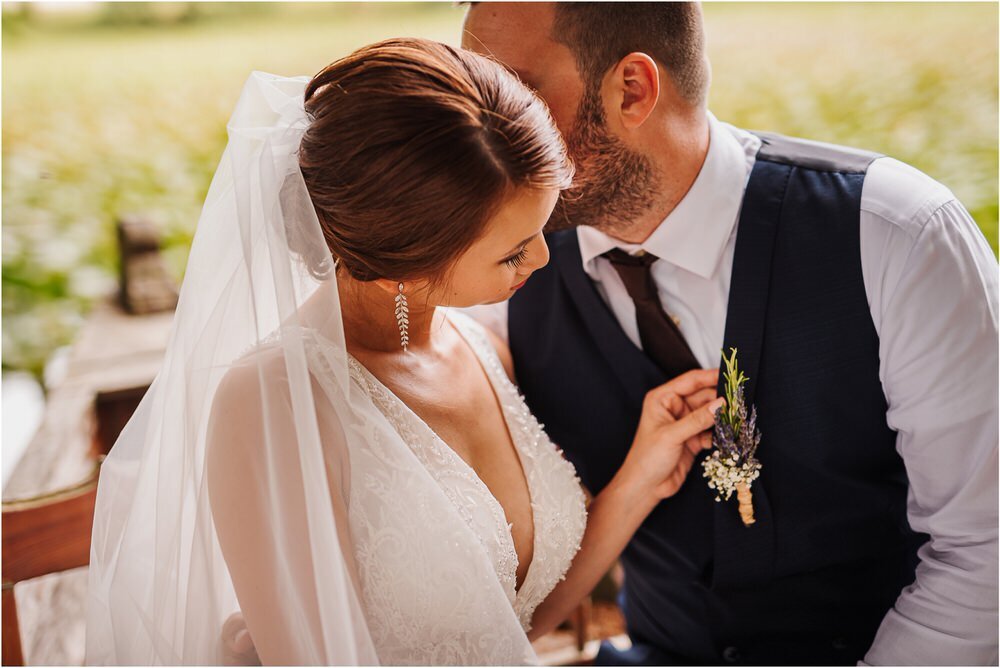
552, 2, 710, 107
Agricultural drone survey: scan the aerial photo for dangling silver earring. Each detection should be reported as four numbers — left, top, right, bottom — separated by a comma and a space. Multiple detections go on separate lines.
394, 282, 410, 351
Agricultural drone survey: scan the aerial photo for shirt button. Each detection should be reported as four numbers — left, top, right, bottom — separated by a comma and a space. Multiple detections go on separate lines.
670, 314, 681, 327
722, 646, 741, 663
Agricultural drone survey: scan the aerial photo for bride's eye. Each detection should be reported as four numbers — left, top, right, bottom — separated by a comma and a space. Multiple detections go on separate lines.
502, 247, 528, 269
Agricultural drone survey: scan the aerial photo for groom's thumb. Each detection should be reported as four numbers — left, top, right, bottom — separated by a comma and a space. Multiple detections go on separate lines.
669, 397, 724, 443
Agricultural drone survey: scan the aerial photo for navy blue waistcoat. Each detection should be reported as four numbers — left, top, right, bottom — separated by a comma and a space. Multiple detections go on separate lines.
509, 133, 928, 665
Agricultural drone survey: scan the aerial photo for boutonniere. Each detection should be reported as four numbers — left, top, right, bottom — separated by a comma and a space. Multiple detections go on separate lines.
702, 347, 762, 526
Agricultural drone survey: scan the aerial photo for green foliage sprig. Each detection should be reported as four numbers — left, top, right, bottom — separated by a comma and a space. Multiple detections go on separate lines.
719, 347, 748, 435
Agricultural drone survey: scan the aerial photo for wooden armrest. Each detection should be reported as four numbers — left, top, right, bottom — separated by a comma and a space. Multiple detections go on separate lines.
2, 462, 101, 665
2, 461, 101, 585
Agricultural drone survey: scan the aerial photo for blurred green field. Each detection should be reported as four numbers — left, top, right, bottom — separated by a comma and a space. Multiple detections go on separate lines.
3, 2, 997, 379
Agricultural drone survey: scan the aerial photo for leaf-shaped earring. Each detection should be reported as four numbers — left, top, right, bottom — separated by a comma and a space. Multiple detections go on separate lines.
394, 282, 410, 351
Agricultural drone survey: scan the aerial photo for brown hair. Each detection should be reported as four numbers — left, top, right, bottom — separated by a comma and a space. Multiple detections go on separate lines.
298, 37, 573, 283
552, 3, 710, 107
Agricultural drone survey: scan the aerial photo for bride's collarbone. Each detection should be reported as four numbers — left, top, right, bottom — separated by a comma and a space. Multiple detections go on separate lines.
382, 347, 512, 462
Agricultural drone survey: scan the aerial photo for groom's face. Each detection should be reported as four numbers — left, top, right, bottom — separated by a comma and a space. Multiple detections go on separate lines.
463, 3, 661, 234
462, 3, 584, 138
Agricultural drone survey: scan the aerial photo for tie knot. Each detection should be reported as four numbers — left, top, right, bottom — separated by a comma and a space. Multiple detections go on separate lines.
600, 248, 660, 302
597, 248, 699, 377
601, 247, 659, 268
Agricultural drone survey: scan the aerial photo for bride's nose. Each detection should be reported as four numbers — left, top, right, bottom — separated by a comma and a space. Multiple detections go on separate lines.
526, 234, 550, 272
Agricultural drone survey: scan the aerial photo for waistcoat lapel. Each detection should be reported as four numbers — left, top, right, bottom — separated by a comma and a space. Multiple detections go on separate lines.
552, 231, 664, 407
711, 156, 789, 588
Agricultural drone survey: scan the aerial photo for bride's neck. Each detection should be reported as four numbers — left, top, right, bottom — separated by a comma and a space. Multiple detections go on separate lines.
337, 270, 440, 354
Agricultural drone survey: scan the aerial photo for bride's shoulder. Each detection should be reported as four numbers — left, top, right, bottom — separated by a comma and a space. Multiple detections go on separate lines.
206, 335, 351, 499
211, 325, 343, 420
218, 340, 293, 397
449, 310, 516, 384
208, 347, 289, 451
219, 326, 331, 393
208, 331, 326, 452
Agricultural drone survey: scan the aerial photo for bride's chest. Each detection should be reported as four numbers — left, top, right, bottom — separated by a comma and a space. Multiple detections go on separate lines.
369, 358, 534, 568
345, 356, 587, 630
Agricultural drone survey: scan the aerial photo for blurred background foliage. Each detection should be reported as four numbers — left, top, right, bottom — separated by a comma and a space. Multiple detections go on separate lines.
2, 2, 998, 382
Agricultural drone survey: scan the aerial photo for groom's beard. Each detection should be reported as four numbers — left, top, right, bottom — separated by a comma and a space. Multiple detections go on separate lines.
547, 87, 661, 235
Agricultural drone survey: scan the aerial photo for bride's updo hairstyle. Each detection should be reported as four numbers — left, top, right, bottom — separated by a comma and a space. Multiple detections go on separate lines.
298, 38, 573, 283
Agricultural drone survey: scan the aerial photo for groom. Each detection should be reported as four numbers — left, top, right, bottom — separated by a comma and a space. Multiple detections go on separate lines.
462, 3, 998, 665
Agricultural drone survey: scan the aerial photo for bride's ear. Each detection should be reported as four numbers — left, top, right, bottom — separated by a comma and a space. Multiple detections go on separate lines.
373, 278, 403, 296
608, 52, 660, 130
373, 278, 428, 299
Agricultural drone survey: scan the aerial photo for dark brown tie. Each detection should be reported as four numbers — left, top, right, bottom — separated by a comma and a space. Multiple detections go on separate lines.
601, 248, 700, 378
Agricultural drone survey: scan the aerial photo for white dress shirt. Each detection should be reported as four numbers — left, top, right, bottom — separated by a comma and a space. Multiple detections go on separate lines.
464, 111, 999, 665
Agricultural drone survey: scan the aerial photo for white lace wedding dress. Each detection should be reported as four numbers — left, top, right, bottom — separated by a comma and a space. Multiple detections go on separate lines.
299, 311, 588, 665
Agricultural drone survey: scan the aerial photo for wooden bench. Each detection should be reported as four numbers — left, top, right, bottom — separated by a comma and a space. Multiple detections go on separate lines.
2, 300, 171, 665
2, 463, 101, 665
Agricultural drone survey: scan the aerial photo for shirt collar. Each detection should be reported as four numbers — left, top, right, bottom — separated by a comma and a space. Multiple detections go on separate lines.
577, 111, 757, 279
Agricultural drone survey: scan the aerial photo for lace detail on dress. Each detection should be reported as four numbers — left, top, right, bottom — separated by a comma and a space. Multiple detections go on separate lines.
296, 315, 586, 662
345, 355, 521, 609
300, 327, 536, 665
448, 313, 588, 631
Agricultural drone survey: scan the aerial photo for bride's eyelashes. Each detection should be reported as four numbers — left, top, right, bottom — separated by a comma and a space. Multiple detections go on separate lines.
502, 247, 529, 269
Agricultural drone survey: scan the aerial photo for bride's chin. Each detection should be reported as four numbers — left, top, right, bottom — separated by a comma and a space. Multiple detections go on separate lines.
480, 294, 515, 306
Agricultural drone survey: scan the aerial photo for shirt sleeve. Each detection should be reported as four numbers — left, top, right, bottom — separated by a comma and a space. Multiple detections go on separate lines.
859, 164, 999, 664
456, 302, 510, 346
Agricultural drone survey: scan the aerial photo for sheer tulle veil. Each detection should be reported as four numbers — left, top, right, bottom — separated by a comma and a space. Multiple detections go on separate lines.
84, 72, 380, 665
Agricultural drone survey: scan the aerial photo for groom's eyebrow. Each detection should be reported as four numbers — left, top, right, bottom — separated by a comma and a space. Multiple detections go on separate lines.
515, 70, 539, 91
490, 57, 538, 91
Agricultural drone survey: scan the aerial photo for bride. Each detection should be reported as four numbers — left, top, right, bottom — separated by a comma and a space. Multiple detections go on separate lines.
85, 37, 722, 666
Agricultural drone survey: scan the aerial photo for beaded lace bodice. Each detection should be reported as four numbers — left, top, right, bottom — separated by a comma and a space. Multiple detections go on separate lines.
299, 312, 587, 665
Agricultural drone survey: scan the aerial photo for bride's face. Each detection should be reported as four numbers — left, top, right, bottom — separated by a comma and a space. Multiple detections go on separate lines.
431, 186, 560, 307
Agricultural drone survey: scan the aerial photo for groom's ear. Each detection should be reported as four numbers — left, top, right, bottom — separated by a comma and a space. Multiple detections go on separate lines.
609, 52, 660, 130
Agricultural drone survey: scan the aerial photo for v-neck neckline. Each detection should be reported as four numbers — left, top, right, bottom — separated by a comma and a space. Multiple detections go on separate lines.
344, 313, 539, 598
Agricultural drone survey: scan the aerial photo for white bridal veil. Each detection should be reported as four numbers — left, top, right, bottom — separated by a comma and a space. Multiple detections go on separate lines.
84, 71, 377, 665
85, 70, 538, 666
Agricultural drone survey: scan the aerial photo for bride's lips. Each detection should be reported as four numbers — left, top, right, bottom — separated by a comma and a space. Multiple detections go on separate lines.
511, 279, 528, 291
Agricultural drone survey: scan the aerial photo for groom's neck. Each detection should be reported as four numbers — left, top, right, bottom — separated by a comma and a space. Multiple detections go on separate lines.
607, 110, 710, 246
